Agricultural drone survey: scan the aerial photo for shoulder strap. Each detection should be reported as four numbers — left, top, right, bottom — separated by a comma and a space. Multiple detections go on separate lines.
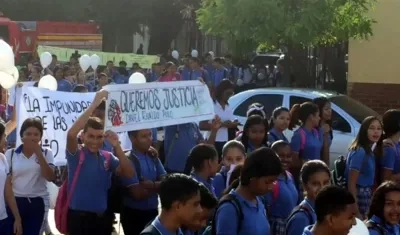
272, 181, 280, 201
9, 149, 15, 173
287, 205, 313, 224
100, 150, 112, 169
129, 152, 143, 181
221, 171, 228, 186
66, 150, 85, 206
212, 194, 244, 234
299, 129, 306, 151
366, 221, 386, 235
312, 128, 319, 140
268, 132, 279, 142
140, 224, 161, 235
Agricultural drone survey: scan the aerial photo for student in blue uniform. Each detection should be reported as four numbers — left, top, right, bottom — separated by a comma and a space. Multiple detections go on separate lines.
366, 181, 400, 235
214, 147, 282, 235
381, 110, 400, 182
140, 174, 202, 235
302, 186, 357, 235
181, 183, 218, 235
268, 107, 290, 143
345, 116, 383, 219
238, 115, 269, 153
312, 97, 333, 165
235, 103, 267, 140
213, 140, 246, 198
266, 141, 298, 235
65, 90, 134, 234
286, 160, 331, 235
184, 144, 219, 196
120, 129, 167, 235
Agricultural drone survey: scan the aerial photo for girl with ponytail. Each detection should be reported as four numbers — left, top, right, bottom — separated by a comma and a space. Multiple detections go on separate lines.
184, 144, 219, 195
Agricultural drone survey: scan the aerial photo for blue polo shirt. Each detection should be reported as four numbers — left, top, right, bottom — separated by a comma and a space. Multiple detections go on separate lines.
268, 128, 288, 143
215, 190, 270, 235
382, 143, 400, 174
190, 69, 210, 82
213, 167, 228, 198
191, 173, 215, 196
318, 127, 332, 148
264, 172, 298, 219
152, 128, 158, 145
368, 215, 400, 235
345, 148, 375, 187
290, 127, 323, 161
164, 123, 204, 173
286, 199, 316, 235
203, 64, 214, 79
211, 68, 228, 87
113, 74, 128, 84
120, 149, 166, 210
67, 149, 119, 213
180, 66, 192, 80
302, 226, 314, 235
148, 216, 184, 235
57, 79, 73, 92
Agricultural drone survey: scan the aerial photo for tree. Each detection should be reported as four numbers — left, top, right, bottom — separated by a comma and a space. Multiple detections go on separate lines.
197, 0, 376, 85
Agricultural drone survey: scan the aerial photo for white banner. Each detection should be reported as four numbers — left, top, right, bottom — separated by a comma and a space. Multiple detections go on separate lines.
104, 81, 215, 132
16, 87, 132, 166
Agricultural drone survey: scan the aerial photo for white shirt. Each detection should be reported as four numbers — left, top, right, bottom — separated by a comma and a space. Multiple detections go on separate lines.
0, 153, 8, 220
210, 102, 235, 142
6, 148, 54, 197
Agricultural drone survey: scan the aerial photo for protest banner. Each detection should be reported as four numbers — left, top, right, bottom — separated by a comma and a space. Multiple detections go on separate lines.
15, 87, 133, 166
37, 45, 160, 69
104, 81, 215, 132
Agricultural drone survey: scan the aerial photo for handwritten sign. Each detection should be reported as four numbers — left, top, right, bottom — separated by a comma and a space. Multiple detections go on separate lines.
16, 87, 95, 166
104, 81, 215, 132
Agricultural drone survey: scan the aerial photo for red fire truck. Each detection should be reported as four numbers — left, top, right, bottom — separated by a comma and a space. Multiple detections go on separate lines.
0, 14, 102, 62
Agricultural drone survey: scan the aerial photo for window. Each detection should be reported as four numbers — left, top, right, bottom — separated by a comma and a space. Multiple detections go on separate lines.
331, 110, 351, 133
289, 96, 311, 109
233, 94, 283, 118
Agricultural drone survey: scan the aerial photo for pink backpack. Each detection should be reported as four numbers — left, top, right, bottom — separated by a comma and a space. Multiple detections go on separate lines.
55, 149, 111, 233
272, 171, 293, 201
299, 128, 319, 151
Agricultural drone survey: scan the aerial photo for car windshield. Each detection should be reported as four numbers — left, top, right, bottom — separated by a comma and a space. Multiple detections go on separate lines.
328, 95, 379, 123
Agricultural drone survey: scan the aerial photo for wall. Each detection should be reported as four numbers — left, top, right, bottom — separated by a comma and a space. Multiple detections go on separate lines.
348, 0, 400, 113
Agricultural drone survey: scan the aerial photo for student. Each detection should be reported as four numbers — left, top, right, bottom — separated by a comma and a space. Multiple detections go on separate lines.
381, 109, 400, 182
345, 116, 383, 219
268, 107, 290, 143
65, 90, 134, 235
140, 174, 202, 235
366, 181, 400, 235
164, 117, 219, 174
181, 184, 218, 235
210, 57, 229, 87
158, 62, 181, 82
120, 129, 167, 235
212, 140, 246, 198
302, 186, 357, 235
201, 79, 237, 157
184, 144, 220, 196
5, 118, 56, 235
239, 115, 269, 153
189, 57, 209, 82
286, 160, 331, 235
266, 141, 298, 235
235, 103, 268, 139
214, 147, 282, 235
0, 122, 21, 235
312, 97, 333, 165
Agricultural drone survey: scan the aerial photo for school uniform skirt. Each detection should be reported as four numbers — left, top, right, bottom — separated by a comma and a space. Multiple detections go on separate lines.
269, 216, 286, 235
357, 186, 372, 218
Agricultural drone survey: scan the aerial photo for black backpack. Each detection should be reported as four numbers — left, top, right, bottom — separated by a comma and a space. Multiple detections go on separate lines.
331, 155, 347, 188
285, 205, 314, 235
140, 224, 161, 235
204, 194, 244, 235
366, 221, 386, 235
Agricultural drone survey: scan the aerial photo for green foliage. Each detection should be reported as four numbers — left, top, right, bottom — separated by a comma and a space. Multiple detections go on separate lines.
197, 0, 376, 49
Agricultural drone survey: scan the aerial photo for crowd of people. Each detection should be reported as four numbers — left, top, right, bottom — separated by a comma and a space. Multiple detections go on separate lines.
0, 51, 398, 235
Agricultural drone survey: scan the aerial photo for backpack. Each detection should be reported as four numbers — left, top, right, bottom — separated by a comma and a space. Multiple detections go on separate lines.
285, 204, 314, 235
204, 194, 244, 235
55, 149, 111, 233
299, 128, 319, 153
366, 221, 386, 235
140, 224, 161, 235
271, 171, 292, 202
331, 155, 347, 188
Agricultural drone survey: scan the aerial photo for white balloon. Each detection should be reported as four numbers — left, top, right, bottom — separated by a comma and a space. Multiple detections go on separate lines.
40, 52, 52, 69
208, 51, 214, 57
129, 72, 147, 84
48, 182, 59, 209
79, 54, 91, 72
0, 71, 17, 89
236, 79, 244, 87
38, 75, 58, 91
5, 66, 19, 82
171, 50, 179, 60
0, 40, 15, 72
348, 218, 368, 235
90, 54, 101, 70
191, 50, 199, 58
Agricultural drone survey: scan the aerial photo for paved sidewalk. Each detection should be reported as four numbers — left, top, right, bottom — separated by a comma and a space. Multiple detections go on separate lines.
47, 210, 124, 235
